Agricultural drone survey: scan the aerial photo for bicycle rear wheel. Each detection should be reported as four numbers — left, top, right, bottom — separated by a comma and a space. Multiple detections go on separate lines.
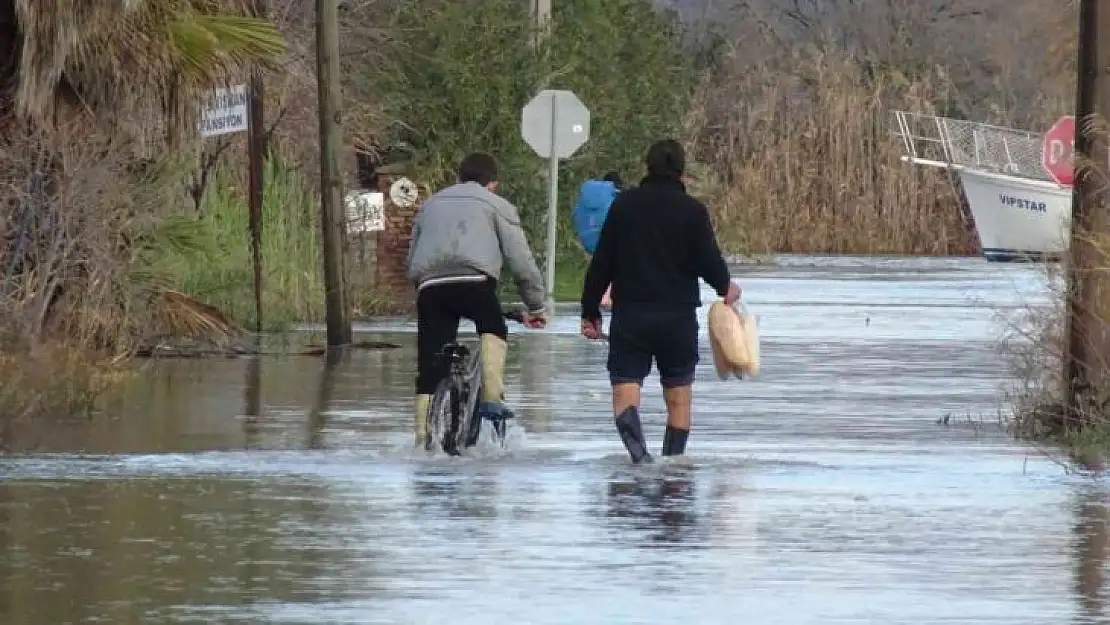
427, 376, 463, 455
459, 349, 484, 449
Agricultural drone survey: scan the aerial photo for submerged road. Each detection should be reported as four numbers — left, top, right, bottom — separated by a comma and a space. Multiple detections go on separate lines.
1, 255, 1098, 625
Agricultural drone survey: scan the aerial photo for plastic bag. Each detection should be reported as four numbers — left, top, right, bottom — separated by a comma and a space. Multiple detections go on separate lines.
738, 302, 760, 376
708, 299, 760, 380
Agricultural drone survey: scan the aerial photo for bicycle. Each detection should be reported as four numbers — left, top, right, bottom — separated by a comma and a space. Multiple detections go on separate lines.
424, 309, 529, 456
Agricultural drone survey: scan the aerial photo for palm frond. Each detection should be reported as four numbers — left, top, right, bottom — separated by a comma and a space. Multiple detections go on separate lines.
151, 288, 242, 343
170, 14, 286, 77
13, 0, 285, 137
135, 214, 216, 261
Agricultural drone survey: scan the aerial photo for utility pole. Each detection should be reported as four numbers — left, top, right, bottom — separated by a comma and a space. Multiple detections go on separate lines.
531, 0, 554, 310
531, 0, 551, 47
247, 0, 266, 335
1067, 0, 1110, 421
315, 0, 352, 347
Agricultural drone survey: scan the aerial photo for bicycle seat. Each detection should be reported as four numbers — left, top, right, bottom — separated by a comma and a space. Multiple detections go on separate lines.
439, 342, 469, 364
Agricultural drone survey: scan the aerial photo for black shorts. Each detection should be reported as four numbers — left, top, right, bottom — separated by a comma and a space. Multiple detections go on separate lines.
607, 308, 698, 389
415, 278, 507, 395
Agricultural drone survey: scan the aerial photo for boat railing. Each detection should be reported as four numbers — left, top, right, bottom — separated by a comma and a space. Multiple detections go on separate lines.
891, 110, 1053, 182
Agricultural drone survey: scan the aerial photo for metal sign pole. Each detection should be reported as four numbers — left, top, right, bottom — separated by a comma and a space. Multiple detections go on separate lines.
544, 92, 559, 314
521, 88, 590, 316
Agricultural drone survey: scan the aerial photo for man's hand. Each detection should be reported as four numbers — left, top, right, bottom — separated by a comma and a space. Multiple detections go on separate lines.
724, 281, 742, 306
523, 308, 548, 329
581, 317, 603, 340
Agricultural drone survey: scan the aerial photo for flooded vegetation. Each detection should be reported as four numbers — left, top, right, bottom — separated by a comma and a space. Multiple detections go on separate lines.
1, 257, 1106, 624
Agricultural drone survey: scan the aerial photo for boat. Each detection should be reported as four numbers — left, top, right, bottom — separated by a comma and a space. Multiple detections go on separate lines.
891, 110, 1071, 262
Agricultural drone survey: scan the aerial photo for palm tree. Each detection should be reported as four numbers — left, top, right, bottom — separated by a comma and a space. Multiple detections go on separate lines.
0, 0, 286, 353
1, 0, 284, 138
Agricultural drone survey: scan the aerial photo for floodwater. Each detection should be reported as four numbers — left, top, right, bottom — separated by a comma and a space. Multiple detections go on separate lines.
0, 255, 1104, 625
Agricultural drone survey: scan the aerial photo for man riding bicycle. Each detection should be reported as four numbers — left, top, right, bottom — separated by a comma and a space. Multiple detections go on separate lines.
406, 152, 548, 447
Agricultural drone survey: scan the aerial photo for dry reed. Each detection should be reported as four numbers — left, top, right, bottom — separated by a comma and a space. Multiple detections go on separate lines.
684, 0, 1078, 256
689, 51, 971, 255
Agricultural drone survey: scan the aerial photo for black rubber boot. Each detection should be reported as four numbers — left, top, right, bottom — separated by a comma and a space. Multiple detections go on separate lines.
615, 406, 653, 464
662, 425, 689, 457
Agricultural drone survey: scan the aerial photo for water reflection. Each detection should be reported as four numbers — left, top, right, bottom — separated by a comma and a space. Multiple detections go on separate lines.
513, 331, 561, 433
0, 484, 11, 621
603, 465, 704, 547
1075, 487, 1110, 624
0, 477, 337, 624
243, 354, 262, 448
240, 349, 263, 597
409, 467, 500, 530
307, 349, 344, 449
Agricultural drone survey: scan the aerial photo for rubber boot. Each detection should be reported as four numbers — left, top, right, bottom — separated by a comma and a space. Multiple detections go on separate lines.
478, 334, 509, 404
662, 425, 689, 457
413, 394, 431, 448
615, 405, 653, 464
470, 334, 511, 448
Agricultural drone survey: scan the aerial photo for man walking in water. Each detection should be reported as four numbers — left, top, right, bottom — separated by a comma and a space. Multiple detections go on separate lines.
580, 139, 740, 463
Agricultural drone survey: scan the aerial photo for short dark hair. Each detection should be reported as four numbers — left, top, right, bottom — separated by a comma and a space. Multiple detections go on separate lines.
645, 139, 685, 179
602, 171, 622, 189
457, 152, 499, 186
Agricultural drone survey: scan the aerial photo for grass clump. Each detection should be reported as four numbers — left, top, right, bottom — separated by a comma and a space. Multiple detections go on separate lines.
156, 154, 323, 332
1001, 236, 1110, 470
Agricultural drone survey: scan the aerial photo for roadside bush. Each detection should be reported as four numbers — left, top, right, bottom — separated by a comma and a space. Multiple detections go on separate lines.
363, 0, 694, 264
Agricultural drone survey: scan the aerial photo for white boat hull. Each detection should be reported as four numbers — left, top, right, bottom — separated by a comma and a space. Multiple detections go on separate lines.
956, 168, 1071, 262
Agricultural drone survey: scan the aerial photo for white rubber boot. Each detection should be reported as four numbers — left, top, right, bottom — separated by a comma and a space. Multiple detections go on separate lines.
479, 334, 508, 404
413, 394, 431, 448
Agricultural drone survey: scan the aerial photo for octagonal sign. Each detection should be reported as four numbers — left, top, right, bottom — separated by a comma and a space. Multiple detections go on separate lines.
521, 90, 591, 159
1042, 115, 1075, 187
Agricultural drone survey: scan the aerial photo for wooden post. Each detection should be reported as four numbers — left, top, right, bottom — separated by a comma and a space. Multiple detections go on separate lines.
315, 0, 352, 346
1067, 0, 1110, 422
247, 34, 265, 334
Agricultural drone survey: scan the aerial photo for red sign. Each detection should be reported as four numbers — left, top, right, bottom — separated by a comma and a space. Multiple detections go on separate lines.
1042, 115, 1075, 186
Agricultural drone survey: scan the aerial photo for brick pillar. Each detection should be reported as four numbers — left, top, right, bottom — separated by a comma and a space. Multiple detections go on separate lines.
375, 174, 418, 303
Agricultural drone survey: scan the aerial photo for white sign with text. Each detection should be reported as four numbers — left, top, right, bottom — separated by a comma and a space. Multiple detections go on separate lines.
200, 85, 249, 137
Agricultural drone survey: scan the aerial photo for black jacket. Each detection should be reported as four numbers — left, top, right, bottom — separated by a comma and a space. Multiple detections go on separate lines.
580, 174, 732, 321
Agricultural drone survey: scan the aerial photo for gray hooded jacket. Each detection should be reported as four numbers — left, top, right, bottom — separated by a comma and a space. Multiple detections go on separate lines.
406, 182, 546, 312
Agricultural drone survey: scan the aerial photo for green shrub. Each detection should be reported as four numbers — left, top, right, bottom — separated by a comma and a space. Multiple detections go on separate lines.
370, 0, 696, 272
154, 155, 322, 331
